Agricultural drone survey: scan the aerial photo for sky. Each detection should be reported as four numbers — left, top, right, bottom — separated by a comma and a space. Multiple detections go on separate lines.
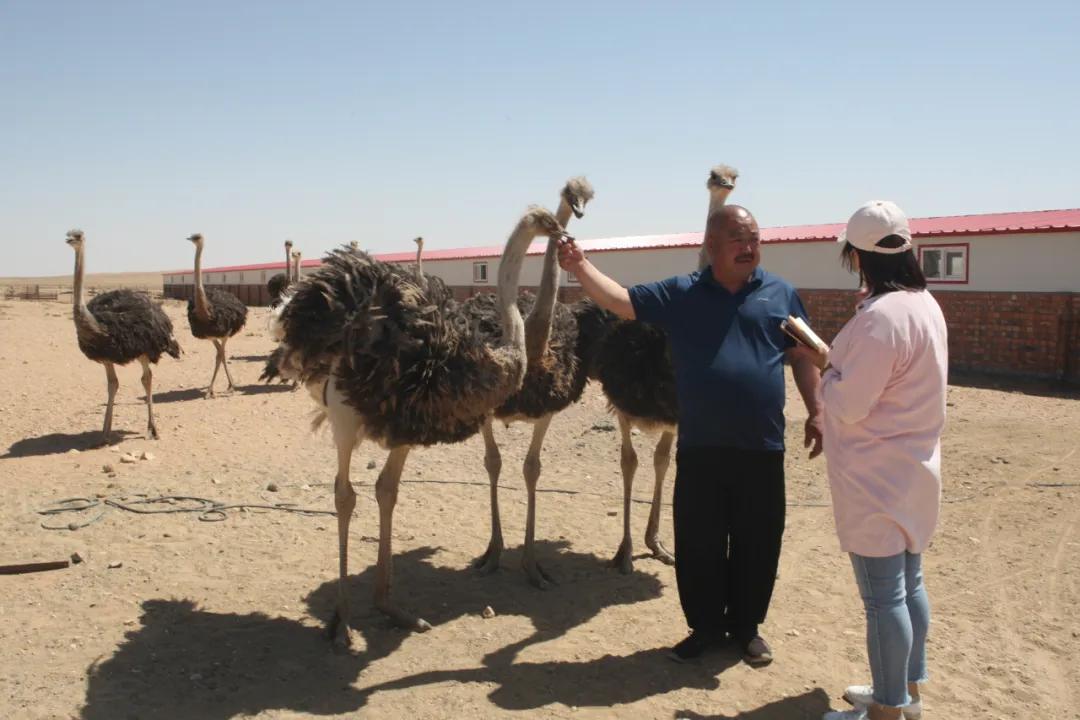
3, 1, 1078, 276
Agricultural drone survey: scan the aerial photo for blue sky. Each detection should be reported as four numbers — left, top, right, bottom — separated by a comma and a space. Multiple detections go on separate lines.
3, 1, 1078, 276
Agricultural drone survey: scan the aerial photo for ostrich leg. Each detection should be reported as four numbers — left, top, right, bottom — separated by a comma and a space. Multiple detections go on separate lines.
374, 446, 431, 631
206, 339, 223, 397
474, 416, 504, 575
611, 412, 639, 574
139, 356, 159, 440
102, 362, 119, 444
521, 413, 556, 589
645, 430, 675, 565
327, 413, 360, 649
220, 338, 237, 391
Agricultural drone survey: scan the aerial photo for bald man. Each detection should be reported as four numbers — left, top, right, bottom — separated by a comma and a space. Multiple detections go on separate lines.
559, 205, 823, 666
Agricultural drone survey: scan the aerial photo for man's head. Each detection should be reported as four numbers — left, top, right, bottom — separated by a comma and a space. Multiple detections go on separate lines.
704, 205, 760, 279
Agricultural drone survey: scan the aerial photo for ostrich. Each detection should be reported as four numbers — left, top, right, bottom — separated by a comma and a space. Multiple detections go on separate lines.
602, 164, 738, 574
697, 165, 739, 269
269, 204, 571, 645
267, 239, 293, 307
291, 249, 303, 284
185, 233, 249, 397
412, 237, 426, 289
470, 177, 600, 587
65, 230, 180, 442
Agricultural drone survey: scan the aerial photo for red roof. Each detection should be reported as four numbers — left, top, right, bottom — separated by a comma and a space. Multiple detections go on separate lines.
163, 208, 1080, 274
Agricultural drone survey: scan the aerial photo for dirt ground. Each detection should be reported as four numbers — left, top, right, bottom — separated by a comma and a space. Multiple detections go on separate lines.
1, 298, 1077, 720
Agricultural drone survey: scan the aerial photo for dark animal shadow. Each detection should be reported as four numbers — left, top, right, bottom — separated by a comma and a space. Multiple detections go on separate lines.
357, 646, 732, 711
80, 599, 368, 720
2, 430, 137, 458
230, 354, 272, 362
949, 370, 1080, 400
236, 383, 294, 395
303, 543, 696, 711
674, 687, 832, 718
82, 543, 667, 719
305, 542, 666, 666
149, 388, 206, 403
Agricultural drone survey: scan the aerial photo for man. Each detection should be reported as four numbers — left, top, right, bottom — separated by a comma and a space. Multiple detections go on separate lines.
558, 205, 823, 666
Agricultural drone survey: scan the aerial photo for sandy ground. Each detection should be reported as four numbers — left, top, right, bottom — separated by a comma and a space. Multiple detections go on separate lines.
0, 298, 1077, 720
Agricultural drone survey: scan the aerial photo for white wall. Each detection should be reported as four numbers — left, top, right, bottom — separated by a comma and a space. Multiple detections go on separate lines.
941, 231, 1080, 292
165, 231, 1080, 294
760, 242, 858, 290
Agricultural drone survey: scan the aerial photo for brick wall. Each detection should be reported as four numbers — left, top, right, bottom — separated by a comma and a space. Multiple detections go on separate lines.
801, 289, 1080, 383
165, 280, 1079, 383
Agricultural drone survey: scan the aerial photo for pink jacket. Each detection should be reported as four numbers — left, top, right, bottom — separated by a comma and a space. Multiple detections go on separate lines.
820, 289, 948, 556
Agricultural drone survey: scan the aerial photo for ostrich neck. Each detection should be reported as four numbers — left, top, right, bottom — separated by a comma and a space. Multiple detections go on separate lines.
71, 246, 99, 333
494, 221, 539, 372
285, 248, 292, 284
194, 243, 211, 318
698, 188, 733, 270
524, 198, 572, 363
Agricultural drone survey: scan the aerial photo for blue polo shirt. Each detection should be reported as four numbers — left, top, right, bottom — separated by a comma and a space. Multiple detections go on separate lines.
628, 266, 808, 451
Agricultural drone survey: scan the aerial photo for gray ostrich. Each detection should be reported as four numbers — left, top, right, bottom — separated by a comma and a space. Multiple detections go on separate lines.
469, 177, 604, 587
267, 239, 292, 307
601, 164, 738, 574
268, 204, 571, 646
697, 165, 739, 269
185, 234, 248, 397
65, 230, 180, 442
291, 249, 302, 284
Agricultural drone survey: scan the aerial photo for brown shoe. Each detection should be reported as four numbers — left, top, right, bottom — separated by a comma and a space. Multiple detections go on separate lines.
743, 635, 773, 666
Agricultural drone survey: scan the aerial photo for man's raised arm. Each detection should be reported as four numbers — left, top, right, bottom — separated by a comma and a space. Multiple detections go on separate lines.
557, 238, 635, 320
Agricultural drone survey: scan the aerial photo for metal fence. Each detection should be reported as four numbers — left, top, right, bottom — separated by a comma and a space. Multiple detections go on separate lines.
1, 285, 163, 302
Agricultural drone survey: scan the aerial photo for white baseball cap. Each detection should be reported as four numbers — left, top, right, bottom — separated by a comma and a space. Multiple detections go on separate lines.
837, 200, 913, 254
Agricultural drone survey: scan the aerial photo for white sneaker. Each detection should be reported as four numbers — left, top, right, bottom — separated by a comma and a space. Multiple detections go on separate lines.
843, 685, 923, 719
823, 710, 867, 720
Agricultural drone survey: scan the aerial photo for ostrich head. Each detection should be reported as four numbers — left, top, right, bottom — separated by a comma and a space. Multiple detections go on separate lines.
524, 206, 573, 240
349, 240, 359, 251
65, 229, 85, 248
285, 239, 293, 250
413, 236, 424, 249
707, 165, 739, 191
187, 233, 205, 247
561, 177, 595, 219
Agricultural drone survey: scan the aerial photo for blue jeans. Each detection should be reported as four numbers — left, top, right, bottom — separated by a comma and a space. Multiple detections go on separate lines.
849, 552, 931, 708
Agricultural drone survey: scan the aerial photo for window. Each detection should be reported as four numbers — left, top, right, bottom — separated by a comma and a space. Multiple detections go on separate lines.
565, 270, 580, 285
919, 243, 969, 284
473, 262, 488, 284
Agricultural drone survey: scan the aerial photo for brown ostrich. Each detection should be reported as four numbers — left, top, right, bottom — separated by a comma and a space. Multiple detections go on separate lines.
267, 239, 293, 307
185, 233, 248, 397
469, 177, 604, 587
65, 230, 180, 442
266, 204, 571, 646
600, 163, 738, 573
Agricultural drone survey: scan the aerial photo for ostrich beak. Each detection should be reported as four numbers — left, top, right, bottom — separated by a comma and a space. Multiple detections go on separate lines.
570, 199, 586, 219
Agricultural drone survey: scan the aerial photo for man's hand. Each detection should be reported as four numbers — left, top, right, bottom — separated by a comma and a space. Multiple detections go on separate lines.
804, 414, 823, 459
557, 236, 586, 272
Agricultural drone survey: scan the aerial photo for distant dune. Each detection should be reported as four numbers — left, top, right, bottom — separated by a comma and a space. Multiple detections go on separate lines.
0, 271, 163, 293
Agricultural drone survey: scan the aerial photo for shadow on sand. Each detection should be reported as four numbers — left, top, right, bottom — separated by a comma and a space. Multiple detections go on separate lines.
949, 369, 1080, 400
674, 687, 833, 719
82, 543, 675, 719
2, 429, 137, 458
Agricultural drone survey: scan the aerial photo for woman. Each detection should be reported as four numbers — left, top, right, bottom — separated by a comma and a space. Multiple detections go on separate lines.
811, 201, 948, 720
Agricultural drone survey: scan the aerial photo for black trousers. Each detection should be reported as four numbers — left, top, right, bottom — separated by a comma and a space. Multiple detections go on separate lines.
672, 445, 786, 644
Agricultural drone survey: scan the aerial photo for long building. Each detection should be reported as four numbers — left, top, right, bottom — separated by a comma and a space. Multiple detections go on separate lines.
163, 208, 1080, 382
